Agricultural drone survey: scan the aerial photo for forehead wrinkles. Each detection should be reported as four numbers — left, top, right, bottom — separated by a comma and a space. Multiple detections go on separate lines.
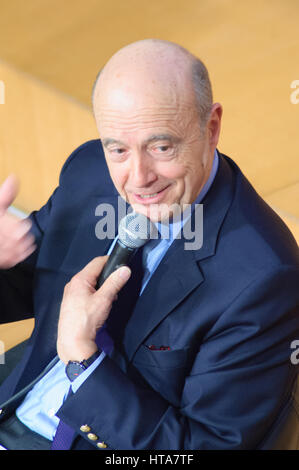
97, 103, 196, 133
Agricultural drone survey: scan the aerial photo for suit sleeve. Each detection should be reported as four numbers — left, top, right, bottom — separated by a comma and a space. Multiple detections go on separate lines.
57, 265, 299, 449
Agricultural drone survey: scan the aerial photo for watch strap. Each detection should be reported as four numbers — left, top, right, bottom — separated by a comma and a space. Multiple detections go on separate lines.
66, 350, 101, 382
81, 350, 101, 368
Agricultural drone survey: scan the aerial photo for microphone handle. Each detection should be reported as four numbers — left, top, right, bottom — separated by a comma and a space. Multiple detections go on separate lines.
96, 240, 136, 289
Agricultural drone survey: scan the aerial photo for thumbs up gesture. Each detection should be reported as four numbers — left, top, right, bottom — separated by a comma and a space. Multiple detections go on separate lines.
0, 175, 36, 269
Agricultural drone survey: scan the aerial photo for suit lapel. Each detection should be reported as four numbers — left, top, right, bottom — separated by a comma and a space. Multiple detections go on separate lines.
124, 240, 204, 361
124, 153, 235, 361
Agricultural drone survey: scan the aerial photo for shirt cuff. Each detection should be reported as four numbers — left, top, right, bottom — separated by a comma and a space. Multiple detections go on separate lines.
70, 351, 106, 393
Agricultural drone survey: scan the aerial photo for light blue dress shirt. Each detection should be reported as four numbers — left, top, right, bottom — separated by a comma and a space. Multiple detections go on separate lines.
16, 150, 219, 441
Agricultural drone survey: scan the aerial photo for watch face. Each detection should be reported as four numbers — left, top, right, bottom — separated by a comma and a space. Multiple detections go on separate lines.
66, 361, 86, 382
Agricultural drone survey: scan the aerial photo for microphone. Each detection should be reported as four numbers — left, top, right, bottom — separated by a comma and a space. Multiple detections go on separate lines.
96, 212, 157, 289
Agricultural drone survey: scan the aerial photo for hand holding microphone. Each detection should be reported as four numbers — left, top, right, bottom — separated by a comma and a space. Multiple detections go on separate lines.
57, 212, 156, 364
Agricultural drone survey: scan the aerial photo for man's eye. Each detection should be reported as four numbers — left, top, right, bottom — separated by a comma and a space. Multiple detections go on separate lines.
110, 148, 125, 155
154, 144, 171, 153
151, 144, 175, 158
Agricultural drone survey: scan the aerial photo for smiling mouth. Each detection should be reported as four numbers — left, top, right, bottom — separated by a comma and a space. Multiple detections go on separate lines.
132, 185, 171, 203
138, 192, 160, 199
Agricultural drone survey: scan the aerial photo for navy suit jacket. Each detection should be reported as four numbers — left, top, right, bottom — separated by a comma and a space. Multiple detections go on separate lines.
0, 139, 298, 450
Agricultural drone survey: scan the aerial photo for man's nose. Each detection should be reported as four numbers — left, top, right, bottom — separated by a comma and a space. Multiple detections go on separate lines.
130, 152, 157, 188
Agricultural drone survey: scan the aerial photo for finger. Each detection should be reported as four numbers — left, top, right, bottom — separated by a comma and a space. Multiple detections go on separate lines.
0, 241, 37, 268
15, 234, 36, 255
14, 243, 37, 265
75, 255, 109, 287
0, 175, 19, 214
12, 219, 33, 241
95, 266, 131, 303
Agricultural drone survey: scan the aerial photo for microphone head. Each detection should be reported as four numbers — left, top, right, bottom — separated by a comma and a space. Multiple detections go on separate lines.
118, 212, 157, 248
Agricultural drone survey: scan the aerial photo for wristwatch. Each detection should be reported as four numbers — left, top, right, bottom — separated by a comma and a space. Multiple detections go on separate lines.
65, 350, 101, 382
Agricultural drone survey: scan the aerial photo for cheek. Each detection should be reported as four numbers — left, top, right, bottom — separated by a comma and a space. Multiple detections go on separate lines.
169, 158, 206, 202
156, 161, 187, 181
106, 162, 128, 193
184, 161, 205, 191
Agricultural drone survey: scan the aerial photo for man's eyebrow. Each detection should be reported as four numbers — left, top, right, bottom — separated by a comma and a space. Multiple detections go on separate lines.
102, 134, 180, 148
145, 134, 179, 144
102, 138, 125, 147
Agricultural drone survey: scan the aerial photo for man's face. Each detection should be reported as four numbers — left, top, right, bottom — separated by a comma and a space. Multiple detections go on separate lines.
95, 85, 213, 222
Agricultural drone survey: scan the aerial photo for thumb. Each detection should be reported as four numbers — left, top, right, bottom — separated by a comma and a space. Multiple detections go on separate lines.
0, 175, 19, 215
95, 265, 131, 301
76, 255, 109, 287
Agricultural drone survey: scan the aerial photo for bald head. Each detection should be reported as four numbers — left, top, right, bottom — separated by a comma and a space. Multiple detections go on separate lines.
92, 39, 213, 126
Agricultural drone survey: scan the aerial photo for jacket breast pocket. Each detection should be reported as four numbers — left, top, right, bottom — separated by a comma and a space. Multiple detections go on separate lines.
131, 345, 193, 406
133, 344, 192, 369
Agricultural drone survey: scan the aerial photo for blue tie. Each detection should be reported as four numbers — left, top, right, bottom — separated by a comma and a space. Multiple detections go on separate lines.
50, 387, 75, 450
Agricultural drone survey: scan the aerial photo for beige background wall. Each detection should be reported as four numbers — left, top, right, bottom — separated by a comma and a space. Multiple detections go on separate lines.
0, 0, 298, 349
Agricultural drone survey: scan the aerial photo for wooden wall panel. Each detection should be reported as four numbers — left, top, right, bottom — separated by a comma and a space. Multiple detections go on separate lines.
0, 60, 98, 212
0, 319, 34, 352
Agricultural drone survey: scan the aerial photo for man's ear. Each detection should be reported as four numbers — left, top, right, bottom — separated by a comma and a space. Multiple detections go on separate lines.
207, 103, 223, 147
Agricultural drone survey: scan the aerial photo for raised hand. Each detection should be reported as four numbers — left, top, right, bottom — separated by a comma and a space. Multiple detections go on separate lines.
0, 175, 36, 269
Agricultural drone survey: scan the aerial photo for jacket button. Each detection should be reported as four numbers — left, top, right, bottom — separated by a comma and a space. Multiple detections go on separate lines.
87, 433, 98, 441
97, 441, 107, 449
80, 424, 91, 433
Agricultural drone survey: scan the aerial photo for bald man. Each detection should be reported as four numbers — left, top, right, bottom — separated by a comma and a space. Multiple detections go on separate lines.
0, 39, 298, 450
